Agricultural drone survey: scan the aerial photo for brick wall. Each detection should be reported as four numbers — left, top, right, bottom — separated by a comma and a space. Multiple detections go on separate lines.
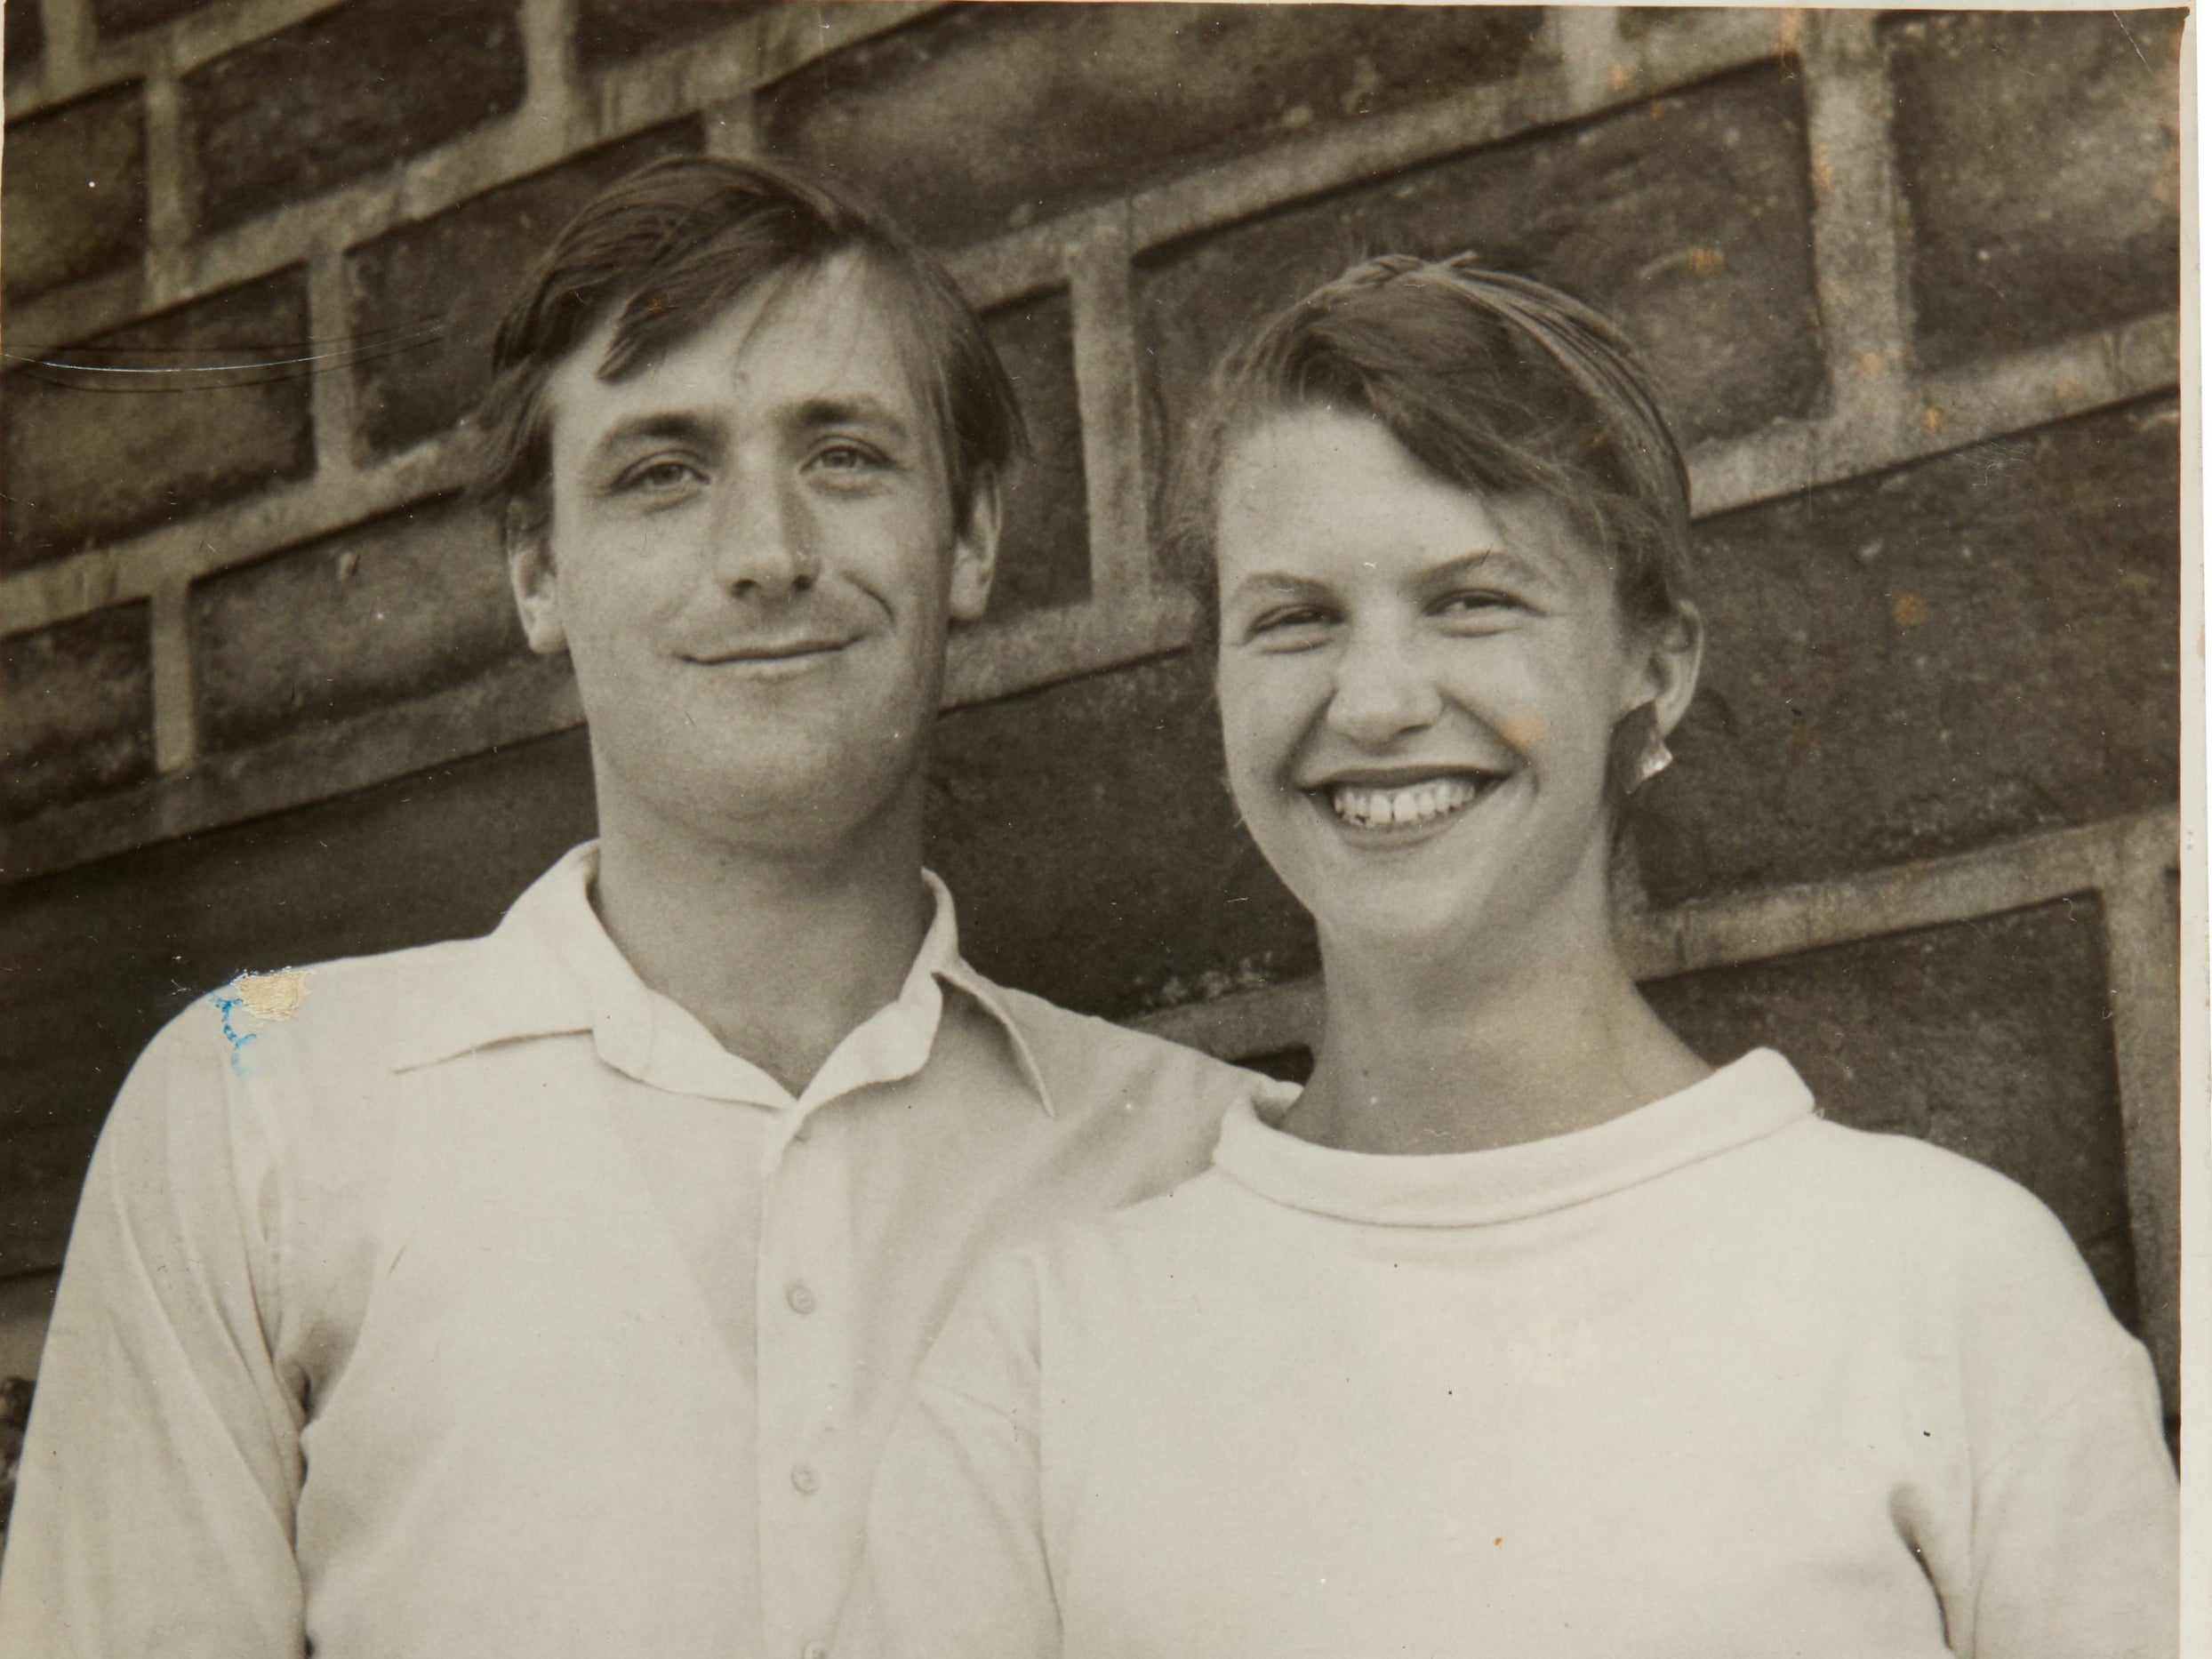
0, 0, 2185, 1509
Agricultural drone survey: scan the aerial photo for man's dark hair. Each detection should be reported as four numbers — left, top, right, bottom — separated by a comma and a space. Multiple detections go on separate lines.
476, 155, 1024, 538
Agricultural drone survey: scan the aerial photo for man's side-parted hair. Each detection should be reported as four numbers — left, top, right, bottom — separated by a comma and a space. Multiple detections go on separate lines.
1165, 254, 1695, 644
475, 154, 1025, 537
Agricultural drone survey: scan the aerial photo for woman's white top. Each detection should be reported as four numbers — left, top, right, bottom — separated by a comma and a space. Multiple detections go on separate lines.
835, 1050, 2177, 1659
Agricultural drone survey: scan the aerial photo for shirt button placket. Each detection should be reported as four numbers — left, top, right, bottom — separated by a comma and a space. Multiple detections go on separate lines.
760, 1099, 851, 1659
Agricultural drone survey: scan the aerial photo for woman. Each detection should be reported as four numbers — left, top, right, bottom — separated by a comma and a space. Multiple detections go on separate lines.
834, 258, 2178, 1656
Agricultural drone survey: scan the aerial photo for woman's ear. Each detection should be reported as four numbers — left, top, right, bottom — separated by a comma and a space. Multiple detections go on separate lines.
1628, 600, 1705, 735
506, 502, 568, 655
948, 475, 1003, 625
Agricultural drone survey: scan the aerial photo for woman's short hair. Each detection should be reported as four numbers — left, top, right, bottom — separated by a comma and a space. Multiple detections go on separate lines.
1165, 254, 1694, 641
476, 155, 1024, 539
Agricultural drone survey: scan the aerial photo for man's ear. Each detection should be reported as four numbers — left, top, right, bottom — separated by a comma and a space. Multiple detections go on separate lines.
1627, 599, 1705, 736
947, 475, 1003, 625
505, 501, 568, 655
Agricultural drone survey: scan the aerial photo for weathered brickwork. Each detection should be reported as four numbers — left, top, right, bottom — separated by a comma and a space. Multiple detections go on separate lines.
0, 3, 2185, 1464
1884, 10, 2183, 372
1137, 64, 1823, 458
346, 121, 706, 461
2, 81, 148, 302
182, 0, 529, 236
981, 290, 1092, 616
1, 269, 315, 573
5, 0, 45, 83
574, 0, 759, 70
928, 654, 1312, 1020
760, 4, 1544, 247
0, 606, 156, 820
91, 0, 228, 39
190, 496, 526, 753
1640, 396, 2181, 905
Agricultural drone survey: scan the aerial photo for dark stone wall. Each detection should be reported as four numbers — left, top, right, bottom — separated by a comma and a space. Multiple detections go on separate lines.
1884, 10, 2184, 371
927, 654, 1312, 1021
2, 271, 317, 573
1, 607, 156, 819
189, 497, 527, 753
92, 0, 228, 38
345, 121, 708, 461
759, 4, 1544, 246
181, 0, 529, 236
1136, 65, 1823, 456
0, 4, 2182, 1433
1640, 397, 2182, 905
574, 0, 762, 71
2, 82, 148, 302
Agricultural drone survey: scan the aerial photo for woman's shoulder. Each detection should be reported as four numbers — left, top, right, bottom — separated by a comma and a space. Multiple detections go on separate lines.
1757, 1111, 2139, 1373
1774, 1113, 2085, 1267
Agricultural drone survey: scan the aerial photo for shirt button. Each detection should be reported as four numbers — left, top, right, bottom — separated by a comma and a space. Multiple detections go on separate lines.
786, 1281, 817, 1316
803, 1646, 829, 1659
790, 1462, 819, 1495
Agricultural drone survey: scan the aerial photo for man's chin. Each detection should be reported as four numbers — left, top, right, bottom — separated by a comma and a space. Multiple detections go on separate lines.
647, 750, 925, 846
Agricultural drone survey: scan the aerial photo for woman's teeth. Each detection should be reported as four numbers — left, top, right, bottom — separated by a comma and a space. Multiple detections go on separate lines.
1328, 776, 1483, 829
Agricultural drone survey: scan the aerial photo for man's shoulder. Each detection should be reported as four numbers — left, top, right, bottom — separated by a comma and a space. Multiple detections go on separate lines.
983, 982, 1264, 1119
160, 929, 515, 1080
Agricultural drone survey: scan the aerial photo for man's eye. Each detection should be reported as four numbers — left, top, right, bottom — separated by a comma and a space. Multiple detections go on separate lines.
619, 459, 703, 493
810, 441, 886, 475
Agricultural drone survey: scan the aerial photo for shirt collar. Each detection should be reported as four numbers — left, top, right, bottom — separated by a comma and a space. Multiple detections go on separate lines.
1217, 1049, 1814, 1228
389, 843, 1054, 1118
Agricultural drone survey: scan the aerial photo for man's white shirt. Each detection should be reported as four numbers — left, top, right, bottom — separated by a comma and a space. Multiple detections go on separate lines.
0, 844, 1256, 1659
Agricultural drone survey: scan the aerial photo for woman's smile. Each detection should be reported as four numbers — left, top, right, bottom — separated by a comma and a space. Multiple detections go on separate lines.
1310, 771, 1501, 833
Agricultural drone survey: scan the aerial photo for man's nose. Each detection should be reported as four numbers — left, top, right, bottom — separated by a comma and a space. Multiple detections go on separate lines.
1325, 625, 1443, 746
709, 475, 820, 597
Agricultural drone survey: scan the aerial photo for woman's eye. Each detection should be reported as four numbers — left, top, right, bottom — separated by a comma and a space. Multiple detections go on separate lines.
1247, 606, 1335, 644
1436, 590, 1518, 620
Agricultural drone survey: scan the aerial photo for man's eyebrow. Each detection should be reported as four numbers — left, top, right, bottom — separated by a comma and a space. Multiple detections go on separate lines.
790, 396, 917, 442
588, 410, 725, 459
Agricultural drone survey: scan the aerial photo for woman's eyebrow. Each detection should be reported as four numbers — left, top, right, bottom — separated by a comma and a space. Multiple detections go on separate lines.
1422, 549, 1556, 593
1226, 572, 1334, 607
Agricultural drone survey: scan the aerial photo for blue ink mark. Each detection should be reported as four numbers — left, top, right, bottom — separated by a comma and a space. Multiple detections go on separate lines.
207, 988, 260, 1078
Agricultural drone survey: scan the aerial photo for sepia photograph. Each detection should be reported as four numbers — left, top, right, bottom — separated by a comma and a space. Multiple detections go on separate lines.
0, 0, 2192, 1652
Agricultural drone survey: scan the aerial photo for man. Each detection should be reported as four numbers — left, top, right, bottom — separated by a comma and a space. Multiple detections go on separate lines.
0, 157, 1255, 1659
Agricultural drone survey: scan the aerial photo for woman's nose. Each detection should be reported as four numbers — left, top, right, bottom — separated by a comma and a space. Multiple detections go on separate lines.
1325, 628, 1443, 746
710, 476, 819, 597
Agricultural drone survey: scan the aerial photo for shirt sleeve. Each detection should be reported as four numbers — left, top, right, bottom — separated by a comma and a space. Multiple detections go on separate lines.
1947, 1175, 2179, 1659
0, 1004, 308, 1659
834, 1249, 1060, 1659
1965, 1342, 2177, 1659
